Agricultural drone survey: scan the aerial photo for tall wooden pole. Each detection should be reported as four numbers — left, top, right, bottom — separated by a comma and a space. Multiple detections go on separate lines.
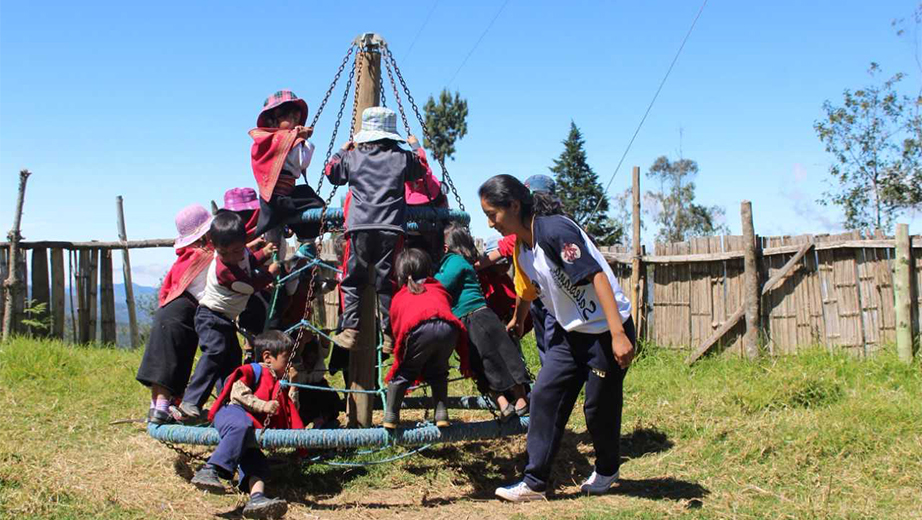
894, 223, 913, 363
116, 197, 140, 347
2, 169, 32, 342
741, 201, 760, 360
347, 33, 383, 428
630, 166, 643, 333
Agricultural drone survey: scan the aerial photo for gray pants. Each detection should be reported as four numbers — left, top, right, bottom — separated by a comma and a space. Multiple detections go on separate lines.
340, 230, 401, 334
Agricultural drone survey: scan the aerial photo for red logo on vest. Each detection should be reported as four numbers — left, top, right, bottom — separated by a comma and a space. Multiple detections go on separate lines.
561, 243, 581, 264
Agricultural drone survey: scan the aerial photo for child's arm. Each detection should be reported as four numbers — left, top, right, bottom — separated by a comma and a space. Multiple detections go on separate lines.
323, 143, 353, 186
507, 296, 531, 338
230, 379, 280, 415
251, 242, 278, 265
405, 135, 425, 182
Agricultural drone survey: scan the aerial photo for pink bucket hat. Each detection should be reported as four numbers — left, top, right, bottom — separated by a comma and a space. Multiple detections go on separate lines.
223, 187, 260, 212
173, 204, 213, 250
257, 90, 309, 128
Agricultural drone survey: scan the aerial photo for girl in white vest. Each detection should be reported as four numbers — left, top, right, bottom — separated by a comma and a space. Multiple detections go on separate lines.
478, 174, 636, 502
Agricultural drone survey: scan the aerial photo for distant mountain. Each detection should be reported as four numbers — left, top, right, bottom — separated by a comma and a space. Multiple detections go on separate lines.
60, 283, 159, 325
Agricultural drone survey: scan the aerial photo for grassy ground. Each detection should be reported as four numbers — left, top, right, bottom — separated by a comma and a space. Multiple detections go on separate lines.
1, 335, 919, 520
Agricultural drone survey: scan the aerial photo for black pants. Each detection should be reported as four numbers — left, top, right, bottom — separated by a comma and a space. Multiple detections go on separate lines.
523, 317, 636, 492
340, 230, 401, 334
136, 293, 198, 395
184, 306, 242, 408
530, 298, 553, 366
389, 319, 458, 396
255, 183, 325, 240
462, 307, 530, 393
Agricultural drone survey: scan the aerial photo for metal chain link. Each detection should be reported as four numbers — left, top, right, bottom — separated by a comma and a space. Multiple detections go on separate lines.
160, 440, 210, 464
382, 50, 411, 137
382, 44, 465, 212
309, 47, 355, 130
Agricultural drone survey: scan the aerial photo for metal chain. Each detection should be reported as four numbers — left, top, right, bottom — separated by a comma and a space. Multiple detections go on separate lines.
382, 44, 465, 212
159, 440, 210, 464
382, 50, 411, 137
309, 47, 355, 130
314, 48, 356, 199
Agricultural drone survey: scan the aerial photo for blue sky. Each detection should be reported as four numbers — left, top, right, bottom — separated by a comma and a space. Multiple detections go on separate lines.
2, 1, 920, 285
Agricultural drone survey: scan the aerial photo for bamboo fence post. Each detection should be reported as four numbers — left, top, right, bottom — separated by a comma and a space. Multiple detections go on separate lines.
99, 250, 117, 344
741, 201, 760, 360
347, 34, 383, 428
87, 249, 99, 343
50, 249, 65, 339
3, 169, 31, 341
0, 248, 7, 332
116, 196, 140, 347
894, 224, 913, 363
68, 251, 78, 342
631, 166, 643, 334
76, 249, 89, 343
30, 247, 50, 337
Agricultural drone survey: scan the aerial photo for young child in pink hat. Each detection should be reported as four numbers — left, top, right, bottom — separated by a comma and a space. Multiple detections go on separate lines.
249, 90, 325, 244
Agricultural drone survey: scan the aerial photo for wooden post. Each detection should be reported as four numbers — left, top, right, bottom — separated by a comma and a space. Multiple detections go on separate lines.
30, 247, 50, 337
894, 223, 913, 363
87, 249, 99, 343
50, 249, 65, 339
741, 201, 761, 360
3, 169, 31, 342
99, 250, 117, 344
346, 33, 383, 428
630, 166, 643, 332
116, 196, 140, 348
76, 249, 89, 343
0, 248, 7, 333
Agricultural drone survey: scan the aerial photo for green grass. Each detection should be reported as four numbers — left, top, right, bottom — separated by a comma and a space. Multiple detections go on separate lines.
1, 335, 920, 519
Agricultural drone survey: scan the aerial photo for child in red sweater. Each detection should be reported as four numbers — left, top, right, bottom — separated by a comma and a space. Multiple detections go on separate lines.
385, 248, 469, 429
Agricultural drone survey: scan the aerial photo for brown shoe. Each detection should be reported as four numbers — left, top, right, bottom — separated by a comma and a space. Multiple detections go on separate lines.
333, 328, 359, 350
381, 334, 394, 355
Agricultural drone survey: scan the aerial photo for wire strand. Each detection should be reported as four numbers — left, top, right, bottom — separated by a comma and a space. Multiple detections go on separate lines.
586, 0, 709, 222
446, 0, 511, 86
403, 0, 440, 63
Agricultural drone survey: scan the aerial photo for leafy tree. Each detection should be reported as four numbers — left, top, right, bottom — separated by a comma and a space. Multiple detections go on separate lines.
645, 156, 728, 243
423, 89, 468, 162
550, 122, 622, 245
814, 63, 922, 231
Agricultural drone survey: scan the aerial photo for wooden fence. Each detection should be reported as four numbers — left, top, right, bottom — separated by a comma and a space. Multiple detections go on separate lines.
600, 231, 922, 358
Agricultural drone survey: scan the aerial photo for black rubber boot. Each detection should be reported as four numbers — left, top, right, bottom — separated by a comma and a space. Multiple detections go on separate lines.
383, 381, 406, 429
431, 380, 449, 427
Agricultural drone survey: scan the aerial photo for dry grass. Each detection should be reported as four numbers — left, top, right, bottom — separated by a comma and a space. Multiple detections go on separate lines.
1, 336, 920, 519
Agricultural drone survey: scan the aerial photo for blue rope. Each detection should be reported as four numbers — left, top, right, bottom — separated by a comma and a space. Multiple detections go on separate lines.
292, 207, 470, 227
148, 417, 529, 449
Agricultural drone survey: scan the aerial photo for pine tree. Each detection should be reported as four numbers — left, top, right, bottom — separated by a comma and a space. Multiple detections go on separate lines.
549, 122, 622, 245
423, 89, 468, 162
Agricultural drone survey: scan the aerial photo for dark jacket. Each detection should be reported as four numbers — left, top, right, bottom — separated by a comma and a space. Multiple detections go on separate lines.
324, 142, 425, 233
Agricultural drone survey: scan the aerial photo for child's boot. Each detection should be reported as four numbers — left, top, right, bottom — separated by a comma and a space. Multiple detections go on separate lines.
431, 380, 450, 427
333, 328, 359, 350
242, 492, 288, 519
383, 381, 406, 429
190, 464, 226, 494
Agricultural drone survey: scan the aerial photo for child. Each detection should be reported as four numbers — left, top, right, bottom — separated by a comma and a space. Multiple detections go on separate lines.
436, 223, 530, 420
323, 106, 426, 351
249, 90, 324, 242
190, 331, 300, 519
385, 248, 469, 429
136, 204, 213, 424
479, 174, 635, 502
177, 211, 281, 421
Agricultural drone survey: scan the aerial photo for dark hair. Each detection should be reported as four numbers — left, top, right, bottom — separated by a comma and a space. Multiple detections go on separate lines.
478, 174, 567, 224
356, 140, 403, 153
263, 102, 302, 128
254, 330, 293, 360
443, 223, 479, 265
209, 210, 246, 248
395, 248, 433, 295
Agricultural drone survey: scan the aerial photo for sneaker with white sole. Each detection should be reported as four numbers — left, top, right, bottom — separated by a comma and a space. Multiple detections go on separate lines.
580, 470, 619, 495
495, 481, 545, 502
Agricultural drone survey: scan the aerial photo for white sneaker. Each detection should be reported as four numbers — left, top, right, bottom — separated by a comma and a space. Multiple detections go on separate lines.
495, 481, 545, 502
580, 470, 619, 495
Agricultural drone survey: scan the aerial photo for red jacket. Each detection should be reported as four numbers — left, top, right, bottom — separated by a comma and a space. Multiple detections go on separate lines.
208, 363, 304, 430
158, 245, 214, 307
387, 278, 470, 382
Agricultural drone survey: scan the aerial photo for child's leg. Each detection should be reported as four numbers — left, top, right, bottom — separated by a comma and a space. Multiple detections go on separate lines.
201, 404, 255, 484
419, 321, 458, 426
464, 309, 519, 396
183, 307, 235, 410
338, 231, 370, 335
383, 328, 429, 427
136, 295, 198, 401
370, 230, 402, 339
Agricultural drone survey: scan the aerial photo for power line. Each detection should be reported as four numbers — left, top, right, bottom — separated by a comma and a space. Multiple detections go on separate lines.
403, 0, 441, 63
446, 0, 511, 87
586, 0, 708, 221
